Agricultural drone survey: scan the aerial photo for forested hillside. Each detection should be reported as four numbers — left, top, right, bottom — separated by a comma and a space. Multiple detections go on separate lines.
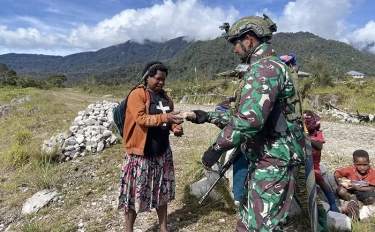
0, 37, 192, 83
1, 32, 375, 84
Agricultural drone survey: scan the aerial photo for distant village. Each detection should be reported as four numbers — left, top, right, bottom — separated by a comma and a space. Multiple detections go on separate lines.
298, 70, 366, 79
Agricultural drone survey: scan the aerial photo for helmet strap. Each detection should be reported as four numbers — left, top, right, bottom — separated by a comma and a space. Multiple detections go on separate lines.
238, 39, 247, 55
239, 42, 262, 63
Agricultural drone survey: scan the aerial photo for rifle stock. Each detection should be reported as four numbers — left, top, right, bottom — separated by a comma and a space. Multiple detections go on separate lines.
198, 147, 242, 204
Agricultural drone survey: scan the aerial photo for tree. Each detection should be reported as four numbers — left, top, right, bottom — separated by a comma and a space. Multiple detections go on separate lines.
0, 69, 18, 86
46, 74, 67, 88
0, 62, 9, 74
307, 57, 334, 87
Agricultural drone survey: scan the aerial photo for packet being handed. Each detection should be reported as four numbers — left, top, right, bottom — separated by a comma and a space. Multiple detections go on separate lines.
351, 180, 370, 186
182, 111, 196, 120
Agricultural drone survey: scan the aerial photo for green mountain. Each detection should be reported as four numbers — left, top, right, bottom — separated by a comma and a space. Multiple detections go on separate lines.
0, 36, 192, 82
1, 32, 375, 84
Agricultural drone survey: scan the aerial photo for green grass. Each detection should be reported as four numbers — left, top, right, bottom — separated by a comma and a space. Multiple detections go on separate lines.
311, 79, 375, 113
1, 85, 375, 231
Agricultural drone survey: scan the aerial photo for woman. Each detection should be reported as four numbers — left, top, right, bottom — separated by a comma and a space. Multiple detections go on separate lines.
118, 61, 184, 232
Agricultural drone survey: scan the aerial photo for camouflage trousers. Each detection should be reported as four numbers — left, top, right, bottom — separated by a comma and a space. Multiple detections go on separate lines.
238, 164, 299, 232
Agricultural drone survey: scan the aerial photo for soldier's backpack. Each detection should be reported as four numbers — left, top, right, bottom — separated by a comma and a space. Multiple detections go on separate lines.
279, 53, 318, 232
277, 53, 303, 120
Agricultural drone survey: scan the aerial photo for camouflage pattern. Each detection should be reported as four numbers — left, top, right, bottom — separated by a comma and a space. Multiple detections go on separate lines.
207, 43, 305, 231
296, 165, 326, 231
221, 14, 277, 43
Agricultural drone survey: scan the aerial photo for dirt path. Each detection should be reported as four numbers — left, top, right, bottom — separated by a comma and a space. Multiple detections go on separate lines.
3, 89, 375, 232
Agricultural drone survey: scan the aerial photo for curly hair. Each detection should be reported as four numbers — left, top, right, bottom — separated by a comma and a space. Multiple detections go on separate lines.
353, 150, 369, 162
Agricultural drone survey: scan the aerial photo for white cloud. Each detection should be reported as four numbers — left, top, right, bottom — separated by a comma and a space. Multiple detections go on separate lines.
0, 0, 374, 56
0, 0, 238, 55
66, 0, 238, 48
346, 20, 375, 53
44, 6, 61, 14
257, 0, 375, 53
276, 0, 352, 39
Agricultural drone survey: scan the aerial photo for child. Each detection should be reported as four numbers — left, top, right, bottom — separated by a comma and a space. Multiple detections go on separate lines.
304, 110, 339, 212
334, 149, 375, 220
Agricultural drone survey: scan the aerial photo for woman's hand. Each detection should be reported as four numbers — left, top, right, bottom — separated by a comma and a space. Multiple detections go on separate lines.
173, 128, 183, 137
167, 111, 184, 124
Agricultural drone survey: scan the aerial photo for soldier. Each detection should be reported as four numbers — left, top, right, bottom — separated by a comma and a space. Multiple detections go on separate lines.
189, 15, 306, 231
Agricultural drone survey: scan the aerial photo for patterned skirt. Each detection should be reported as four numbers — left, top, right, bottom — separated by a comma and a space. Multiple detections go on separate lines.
118, 147, 175, 213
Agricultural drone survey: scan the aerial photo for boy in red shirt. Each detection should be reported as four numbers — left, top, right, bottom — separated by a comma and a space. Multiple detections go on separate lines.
334, 149, 375, 220
304, 110, 339, 212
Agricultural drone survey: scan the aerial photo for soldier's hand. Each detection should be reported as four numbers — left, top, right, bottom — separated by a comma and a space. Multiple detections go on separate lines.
202, 146, 222, 168
187, 110, 208, 124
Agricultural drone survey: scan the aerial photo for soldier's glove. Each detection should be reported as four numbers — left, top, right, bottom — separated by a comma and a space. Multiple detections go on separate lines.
202, 146, 222, 168
188, 110, 208, 124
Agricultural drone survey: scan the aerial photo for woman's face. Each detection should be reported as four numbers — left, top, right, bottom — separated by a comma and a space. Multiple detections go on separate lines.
147, 70, 166, 92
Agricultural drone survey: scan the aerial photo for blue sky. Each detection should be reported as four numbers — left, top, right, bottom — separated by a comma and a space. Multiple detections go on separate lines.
0, 0, 374, 55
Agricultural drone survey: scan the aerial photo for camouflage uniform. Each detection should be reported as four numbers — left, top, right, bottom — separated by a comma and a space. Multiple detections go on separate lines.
207, 43, 305, 231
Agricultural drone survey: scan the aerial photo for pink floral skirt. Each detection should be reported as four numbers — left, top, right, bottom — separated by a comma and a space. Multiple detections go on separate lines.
118, 147, 175, 213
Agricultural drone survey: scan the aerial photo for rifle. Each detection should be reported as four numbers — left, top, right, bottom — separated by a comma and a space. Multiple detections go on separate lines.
198, 147, 243, 204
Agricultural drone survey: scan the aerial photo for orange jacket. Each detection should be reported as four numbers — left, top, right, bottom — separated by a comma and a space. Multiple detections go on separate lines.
123, 84, 182, 155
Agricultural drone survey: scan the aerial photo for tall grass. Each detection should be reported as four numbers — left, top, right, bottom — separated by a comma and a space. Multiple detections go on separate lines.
1, 82, 375, 231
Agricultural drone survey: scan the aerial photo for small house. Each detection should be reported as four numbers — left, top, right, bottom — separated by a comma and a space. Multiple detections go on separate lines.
346, 71, 365, 79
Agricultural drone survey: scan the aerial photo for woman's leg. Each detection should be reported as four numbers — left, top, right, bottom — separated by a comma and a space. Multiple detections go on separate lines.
125, 209, 137, 232
156, 204, 168, 232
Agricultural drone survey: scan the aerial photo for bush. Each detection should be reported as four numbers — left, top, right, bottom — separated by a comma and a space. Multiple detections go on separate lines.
8, 145, 29, 167
14, 130, 32, 145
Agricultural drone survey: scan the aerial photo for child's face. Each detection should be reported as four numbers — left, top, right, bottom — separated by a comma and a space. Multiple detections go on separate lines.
353, 157, 370, 175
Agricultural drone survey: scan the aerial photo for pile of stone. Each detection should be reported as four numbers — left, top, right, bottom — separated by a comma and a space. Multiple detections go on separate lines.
0, 96, 31, 118
323, 102, 375, 124
324, 108, 360, 123
41, 100, 120, 162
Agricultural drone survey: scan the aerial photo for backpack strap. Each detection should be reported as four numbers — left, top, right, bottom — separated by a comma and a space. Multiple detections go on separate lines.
282, 65, 303, 122
230, 79, 245, 115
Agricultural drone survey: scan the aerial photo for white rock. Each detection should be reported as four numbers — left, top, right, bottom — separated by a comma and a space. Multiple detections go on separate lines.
102, 130, 112, 138
69, 125, 79, 132
327, 211, 351, 231
21, 189, 58, 215
110, 134, 118, 144
76, 134, 85, 144
359, 205, 375, 220
65, 137, 76, 146
97, 141, 104, 152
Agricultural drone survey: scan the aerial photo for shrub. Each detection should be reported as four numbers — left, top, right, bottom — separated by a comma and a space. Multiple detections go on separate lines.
14, 130, 32, 145
8, 145, 29, 167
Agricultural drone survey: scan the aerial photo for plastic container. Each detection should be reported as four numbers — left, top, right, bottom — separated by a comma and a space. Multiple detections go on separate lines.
351, 180, 370, 186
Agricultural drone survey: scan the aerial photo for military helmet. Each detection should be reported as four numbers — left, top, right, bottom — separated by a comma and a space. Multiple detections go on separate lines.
220, 14, 277, 43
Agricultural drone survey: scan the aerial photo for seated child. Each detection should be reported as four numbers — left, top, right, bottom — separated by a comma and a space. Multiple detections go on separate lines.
304, 110, 339, 212
334, 149, 375, 220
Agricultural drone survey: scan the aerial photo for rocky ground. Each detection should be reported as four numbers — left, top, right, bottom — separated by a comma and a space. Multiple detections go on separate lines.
2, 98, 375, 232
129, 104, 375, 232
